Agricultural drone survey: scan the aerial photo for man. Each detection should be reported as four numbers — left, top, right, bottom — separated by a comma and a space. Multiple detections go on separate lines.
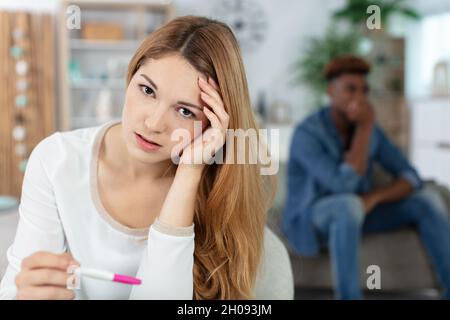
282, 55, 450, 299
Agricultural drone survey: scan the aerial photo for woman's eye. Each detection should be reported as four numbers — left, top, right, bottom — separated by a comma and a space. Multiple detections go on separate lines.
139, 84, 155, 97
178, 107, 195, 119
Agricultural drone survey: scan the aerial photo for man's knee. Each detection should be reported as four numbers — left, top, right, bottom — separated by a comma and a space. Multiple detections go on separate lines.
316, 194, 365, 227
407, 187, 450, 221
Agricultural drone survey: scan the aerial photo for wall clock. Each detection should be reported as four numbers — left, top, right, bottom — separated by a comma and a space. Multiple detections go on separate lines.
211, 0, 268, 53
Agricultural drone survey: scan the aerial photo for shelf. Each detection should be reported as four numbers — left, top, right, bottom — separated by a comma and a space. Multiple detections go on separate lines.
58, 0, 175, 130
70, 39, 141, 51
70, 79, 125, 90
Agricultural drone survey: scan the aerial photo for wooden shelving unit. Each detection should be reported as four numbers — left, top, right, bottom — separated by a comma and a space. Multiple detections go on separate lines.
0, 11, 55, 198
58, 0, 175, 131
366, 35, 409, 153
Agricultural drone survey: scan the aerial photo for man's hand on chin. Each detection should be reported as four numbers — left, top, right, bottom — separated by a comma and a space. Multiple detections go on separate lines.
346, 99, 375, 127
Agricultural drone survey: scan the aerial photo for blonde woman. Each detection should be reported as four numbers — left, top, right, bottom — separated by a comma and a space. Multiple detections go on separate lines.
0, 16, 293, 300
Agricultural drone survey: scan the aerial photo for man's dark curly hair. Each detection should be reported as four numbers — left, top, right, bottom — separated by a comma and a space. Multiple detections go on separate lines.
323, 55, 371, 82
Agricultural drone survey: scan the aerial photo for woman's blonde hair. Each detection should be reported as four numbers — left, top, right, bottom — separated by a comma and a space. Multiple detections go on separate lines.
127, 16, 277, 299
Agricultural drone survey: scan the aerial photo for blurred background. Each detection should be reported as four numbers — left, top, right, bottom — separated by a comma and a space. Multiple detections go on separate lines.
1, 0, 450, 299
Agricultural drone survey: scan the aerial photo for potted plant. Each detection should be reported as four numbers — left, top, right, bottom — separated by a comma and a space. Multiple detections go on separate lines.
333, 0, 420, 32
292, 24, 362, 107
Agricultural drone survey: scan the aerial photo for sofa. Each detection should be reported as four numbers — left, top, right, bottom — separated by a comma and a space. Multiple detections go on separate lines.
0, 208, 18, 279
267, 162, 450, 294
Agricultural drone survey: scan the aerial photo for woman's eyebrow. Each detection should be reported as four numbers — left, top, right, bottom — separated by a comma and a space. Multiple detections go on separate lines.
139, 73, 202, 111
178, 101, 203, 111
140, 74, 158, 90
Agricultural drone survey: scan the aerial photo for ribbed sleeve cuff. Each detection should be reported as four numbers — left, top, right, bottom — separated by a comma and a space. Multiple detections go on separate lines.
401, 171, 423, 190
152, 218, 195, 237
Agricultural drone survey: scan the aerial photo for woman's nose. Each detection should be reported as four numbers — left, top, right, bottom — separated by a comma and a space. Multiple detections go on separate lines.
144, 105, 168, 133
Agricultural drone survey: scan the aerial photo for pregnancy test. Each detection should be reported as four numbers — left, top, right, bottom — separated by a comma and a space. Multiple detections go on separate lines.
75, 267, 141, 285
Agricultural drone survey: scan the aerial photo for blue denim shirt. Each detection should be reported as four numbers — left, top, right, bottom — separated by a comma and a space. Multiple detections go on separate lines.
282, 107, 423, 256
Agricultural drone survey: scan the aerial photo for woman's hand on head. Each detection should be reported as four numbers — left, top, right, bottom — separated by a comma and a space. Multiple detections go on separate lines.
15, 251, 80, 300
178, 77, 229, 168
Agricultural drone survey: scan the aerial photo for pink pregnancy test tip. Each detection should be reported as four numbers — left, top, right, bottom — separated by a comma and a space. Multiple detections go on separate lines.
113, 274, 142, 285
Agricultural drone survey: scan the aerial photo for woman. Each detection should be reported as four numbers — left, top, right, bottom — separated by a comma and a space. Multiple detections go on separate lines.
0, 16, 292, 299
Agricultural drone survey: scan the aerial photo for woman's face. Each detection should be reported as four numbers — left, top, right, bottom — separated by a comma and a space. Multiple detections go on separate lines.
122, 54, 210, 164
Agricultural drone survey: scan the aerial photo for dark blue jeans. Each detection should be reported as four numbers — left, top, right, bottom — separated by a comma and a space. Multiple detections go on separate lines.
311, 188, 450, 300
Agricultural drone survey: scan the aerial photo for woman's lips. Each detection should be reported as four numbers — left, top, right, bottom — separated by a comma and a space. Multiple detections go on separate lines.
134, 133, 162, 152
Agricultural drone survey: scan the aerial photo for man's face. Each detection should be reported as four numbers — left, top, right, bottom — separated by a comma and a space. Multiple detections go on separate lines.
327, 74, 369, 117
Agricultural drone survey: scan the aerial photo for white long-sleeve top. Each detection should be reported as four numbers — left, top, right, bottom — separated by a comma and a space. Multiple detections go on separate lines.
0, 120, 294, 300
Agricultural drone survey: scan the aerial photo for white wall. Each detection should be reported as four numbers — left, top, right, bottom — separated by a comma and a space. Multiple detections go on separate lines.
4, 0, 450, 116
405, 13, 450, 99
0, 0, 58, 12
405, 0, 450, 99
410, 0, 450, 16
0, 0, 344, 123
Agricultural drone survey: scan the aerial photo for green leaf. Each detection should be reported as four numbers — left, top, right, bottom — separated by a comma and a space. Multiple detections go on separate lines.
332, 0, 420, 26
291, 25, 361, 103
